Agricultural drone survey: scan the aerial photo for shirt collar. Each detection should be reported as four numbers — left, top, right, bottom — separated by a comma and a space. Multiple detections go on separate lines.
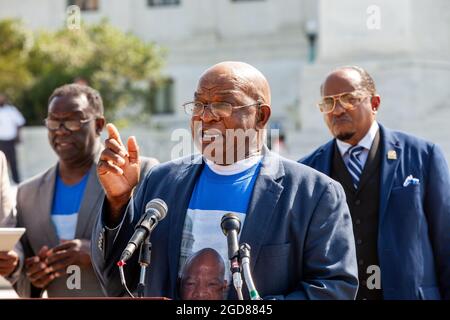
204, 153, 262, 176
336, 121, 379, 157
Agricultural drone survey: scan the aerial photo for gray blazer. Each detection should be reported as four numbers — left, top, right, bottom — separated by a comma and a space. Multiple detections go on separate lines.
92, 149, 358, 299
5, 151, 157, 297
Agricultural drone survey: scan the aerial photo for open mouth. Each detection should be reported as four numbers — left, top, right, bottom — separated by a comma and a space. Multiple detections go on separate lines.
55, 141, 74, 149
202, 131, 222, 140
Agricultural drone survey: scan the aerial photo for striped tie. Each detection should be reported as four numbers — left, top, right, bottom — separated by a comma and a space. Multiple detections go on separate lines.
347, 145, 365, 189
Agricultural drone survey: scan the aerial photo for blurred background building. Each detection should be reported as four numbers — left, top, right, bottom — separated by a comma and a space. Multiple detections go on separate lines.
0, 0, 449, 298
0, 0, 449, 178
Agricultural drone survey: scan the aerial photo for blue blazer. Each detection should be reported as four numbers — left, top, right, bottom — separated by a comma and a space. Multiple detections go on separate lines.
91, 150, 358, 299
300, 124, 450, 299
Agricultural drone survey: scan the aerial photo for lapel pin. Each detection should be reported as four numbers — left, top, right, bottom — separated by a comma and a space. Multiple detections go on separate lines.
387, 150, 397, 160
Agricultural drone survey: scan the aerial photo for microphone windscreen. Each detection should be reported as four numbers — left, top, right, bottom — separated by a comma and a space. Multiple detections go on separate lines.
145, 198, 168, 221
221, 213, 241, 235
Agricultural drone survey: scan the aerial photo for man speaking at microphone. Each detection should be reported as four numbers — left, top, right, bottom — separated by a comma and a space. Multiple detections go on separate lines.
92, 61, 358, 299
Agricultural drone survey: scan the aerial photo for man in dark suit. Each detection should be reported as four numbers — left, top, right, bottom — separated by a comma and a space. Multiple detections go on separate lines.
91, 61, 358, 300
300, 66, 450, 300
1, 84, 158, 297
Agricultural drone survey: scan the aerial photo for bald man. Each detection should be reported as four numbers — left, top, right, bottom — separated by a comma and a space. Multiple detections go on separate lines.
179, 248, 227, 300
91, 61, 358, 299
301, 66, 450, 299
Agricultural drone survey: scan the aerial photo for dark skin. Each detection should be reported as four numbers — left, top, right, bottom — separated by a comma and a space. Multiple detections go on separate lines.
98, 61, 271, 226
322, 68, 381, 145
0, 250, 19, 277
180, 249, 227, 300
24, 93, 105, 289
191, 62, 271, 165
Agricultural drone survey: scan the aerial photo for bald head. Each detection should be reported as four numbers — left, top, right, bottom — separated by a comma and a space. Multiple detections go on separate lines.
199, 61, 271, 105
190, 61, 272, 165
182, 248, 226, 279
322, 66, 376, 96
180, 248, 227, 300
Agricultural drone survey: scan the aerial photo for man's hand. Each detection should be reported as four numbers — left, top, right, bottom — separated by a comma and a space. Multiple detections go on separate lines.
45, 239, 91, 275
25, 246, 57, 289
0, 250, 19, 277
98, 123, 141, 224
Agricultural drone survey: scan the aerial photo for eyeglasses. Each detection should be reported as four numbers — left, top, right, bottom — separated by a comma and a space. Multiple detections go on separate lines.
317, 90, 370, 114
182, 101, 260, 118
44, 118, 95, 131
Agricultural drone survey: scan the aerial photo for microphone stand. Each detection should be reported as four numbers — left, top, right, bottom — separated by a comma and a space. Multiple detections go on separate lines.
230, 257, 244, 300
137, 236, 152, 298
239, 243, 261, 300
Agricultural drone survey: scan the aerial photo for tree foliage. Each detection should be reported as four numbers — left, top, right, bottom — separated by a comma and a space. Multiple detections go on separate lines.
0, 18, 165, 125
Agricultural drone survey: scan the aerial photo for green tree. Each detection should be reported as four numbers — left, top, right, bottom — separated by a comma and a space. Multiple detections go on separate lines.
0, 18, 165, 125
0, 19, 33, 103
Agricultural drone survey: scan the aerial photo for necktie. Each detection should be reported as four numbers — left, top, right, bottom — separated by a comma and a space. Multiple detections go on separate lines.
347, 145, 365, 189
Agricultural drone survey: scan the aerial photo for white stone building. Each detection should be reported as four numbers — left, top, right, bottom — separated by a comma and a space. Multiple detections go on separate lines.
0, 0, 449, 179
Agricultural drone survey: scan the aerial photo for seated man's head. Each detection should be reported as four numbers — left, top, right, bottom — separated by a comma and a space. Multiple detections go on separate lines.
46, 84, 105, 165
186, 61, 272, 165
319, 66, 380, 146
179, 248, 227, 300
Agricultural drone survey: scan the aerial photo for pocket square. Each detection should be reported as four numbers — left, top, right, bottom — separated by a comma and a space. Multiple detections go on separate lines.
403, 175, 420, 187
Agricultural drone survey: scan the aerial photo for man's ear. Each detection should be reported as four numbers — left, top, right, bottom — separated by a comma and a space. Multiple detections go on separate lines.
256, 104, 271, 129
95, 117, 106, 135
371, 95, 381, 112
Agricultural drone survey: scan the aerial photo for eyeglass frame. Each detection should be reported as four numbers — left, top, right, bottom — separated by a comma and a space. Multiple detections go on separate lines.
182, 101, 262, 118
44, 117, 96, 132
317, 90, 372, 114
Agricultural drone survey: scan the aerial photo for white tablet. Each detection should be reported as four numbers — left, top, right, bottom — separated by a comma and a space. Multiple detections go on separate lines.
0, 228, 26, 251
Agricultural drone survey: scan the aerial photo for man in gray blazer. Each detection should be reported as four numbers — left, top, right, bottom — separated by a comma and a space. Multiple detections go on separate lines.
2, 84, 158, 297
92, 62, 358, 299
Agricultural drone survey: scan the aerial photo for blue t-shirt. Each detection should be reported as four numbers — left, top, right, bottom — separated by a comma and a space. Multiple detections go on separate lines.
179, 159, 261, 280
51, 171, 89, 240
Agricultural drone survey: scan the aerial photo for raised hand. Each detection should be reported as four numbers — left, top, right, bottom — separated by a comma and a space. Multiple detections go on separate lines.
98, 123, 141, 224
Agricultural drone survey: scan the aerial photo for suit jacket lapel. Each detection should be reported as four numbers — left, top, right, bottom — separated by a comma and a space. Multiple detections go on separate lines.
226, 150, 284, 300
167, 155, 204, 287
75, 164, 103, 239
378, 125, 402, 226
38, 166, 59, 247
357, 130, 381, 192
332, 143, 356, 192
75, 142, 104, 239
310, 140, 334, 176
240, 149, 285, 273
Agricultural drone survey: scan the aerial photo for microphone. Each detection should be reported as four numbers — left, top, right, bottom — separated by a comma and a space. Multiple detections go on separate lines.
119, 198, 168, 263
221, 213, 241, 260
221, 213, 244, 300
239, 243, 261, 300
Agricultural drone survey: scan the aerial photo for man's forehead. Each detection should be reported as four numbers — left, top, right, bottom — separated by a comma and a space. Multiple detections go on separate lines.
48, 94, 90, 113
194, 88, 244, 98
323, 70, 362, 95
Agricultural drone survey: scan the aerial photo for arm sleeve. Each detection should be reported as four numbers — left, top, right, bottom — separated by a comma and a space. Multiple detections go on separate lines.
424, 144, 450, 299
